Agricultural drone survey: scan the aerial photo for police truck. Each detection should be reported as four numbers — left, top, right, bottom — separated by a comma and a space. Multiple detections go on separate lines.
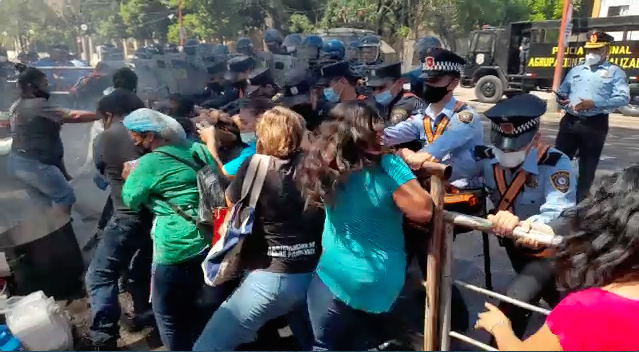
461, 16, 639, 116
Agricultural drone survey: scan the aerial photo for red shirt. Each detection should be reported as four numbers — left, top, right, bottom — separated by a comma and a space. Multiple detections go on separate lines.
546, 287, 639, 351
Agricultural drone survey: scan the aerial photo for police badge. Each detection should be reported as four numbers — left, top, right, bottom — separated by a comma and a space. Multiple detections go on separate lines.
390, 108, 409, 124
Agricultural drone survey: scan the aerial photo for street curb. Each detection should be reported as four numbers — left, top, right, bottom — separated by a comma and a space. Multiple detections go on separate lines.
464, 101, 639, 130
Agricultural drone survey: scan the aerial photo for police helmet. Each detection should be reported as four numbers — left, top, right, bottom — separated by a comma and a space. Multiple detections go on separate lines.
282, 34, 303, 54
346, 40, 359, 61
299, 35, 324, 60
264, 29, 283, 44
322, 39, 345, 60
183, 39, 199, 56
236, 37, 254, 55
415, 36, 442, 63
358, 35, 381, 64
164, 43, 179, 53
213, 44, 230, 56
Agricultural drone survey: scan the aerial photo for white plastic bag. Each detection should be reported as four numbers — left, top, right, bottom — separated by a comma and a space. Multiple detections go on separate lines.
6, 291, 73, 351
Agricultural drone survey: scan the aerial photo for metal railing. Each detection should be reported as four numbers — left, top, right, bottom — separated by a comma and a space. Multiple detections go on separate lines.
34, 66, 95, 94
420, 168, 562, 351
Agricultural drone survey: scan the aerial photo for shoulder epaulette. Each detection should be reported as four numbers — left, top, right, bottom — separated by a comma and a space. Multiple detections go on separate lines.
539, 151, 563, 166
473, 145, 494, 160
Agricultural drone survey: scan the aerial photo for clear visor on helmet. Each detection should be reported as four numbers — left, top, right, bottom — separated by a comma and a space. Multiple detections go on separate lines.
359, 47, 379, 64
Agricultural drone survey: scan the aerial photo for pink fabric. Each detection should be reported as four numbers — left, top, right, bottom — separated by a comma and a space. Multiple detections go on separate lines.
546, 287, 639, 351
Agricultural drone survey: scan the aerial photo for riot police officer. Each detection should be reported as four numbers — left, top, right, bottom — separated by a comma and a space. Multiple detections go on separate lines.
246, 67, 277, 98
358, 34, 383, 65
281, 34, 303, 55
201, 55, 254, 109
213, 44, 230, 58
264, 28, 284, 54
298, 35, 324, 67
365, 61, 426, 125
196, 59, 228, 105
235, 37, 254, 56
346, 40, 359, 63
469, 93, 576, 341
321, 39, 346, 62
183, 39, 199, 56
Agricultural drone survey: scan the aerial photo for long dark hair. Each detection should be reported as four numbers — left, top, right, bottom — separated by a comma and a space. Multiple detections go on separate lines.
16, 63, 46, 95
556, 164, 639, 290
298, 101, 386, 208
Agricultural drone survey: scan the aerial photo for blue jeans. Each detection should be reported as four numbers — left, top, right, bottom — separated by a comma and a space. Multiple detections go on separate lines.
307, 274, 385, 351
193, 270, 314, 351
152, 253, 208, 351
85, 213, 152, 344
7, 153, 75, 209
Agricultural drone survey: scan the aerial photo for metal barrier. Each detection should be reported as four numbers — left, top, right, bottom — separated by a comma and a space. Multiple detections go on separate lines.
423, 173, 562, 351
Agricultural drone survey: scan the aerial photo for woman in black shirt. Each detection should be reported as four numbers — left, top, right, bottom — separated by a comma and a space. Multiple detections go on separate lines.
193, 106, 323, 351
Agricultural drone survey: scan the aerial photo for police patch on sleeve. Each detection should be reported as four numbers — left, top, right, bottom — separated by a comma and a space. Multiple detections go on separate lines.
550, 171, 570, 193
457, 110, 474, 124
390, 108, 409, 124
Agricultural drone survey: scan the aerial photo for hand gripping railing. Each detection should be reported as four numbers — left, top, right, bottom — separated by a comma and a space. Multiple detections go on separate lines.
35, 66, 95, 94
421, 171, 562, 351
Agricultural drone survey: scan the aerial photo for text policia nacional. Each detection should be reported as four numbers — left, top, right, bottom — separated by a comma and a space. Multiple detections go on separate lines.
527, 45, 638, 69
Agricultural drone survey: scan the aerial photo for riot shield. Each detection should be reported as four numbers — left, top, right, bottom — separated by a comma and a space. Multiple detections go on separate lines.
270, 54, 309, 86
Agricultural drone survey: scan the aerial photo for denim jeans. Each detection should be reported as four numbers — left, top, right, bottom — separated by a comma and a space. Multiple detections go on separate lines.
7, 153, 75, 209
85, 213, 152, 344
193, 270, 314, 351
307, 274, 386, 351
151, 253, 208, 351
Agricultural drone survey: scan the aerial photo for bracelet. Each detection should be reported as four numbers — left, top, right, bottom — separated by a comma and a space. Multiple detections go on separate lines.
489, 320, 507, 334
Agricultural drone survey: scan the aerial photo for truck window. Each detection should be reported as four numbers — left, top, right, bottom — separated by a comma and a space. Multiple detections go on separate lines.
469, 33, 479, 52
544, 29, 560, 43
568, 32, 588, 42
628, 31, 639, 40
476, 33, 493, 51
531, 29, 544, 43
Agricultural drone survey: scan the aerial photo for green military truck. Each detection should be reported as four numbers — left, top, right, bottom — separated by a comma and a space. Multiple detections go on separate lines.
461, 16, 639, 116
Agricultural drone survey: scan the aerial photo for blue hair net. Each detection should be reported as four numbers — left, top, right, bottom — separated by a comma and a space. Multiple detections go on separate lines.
123, 108, 186, 141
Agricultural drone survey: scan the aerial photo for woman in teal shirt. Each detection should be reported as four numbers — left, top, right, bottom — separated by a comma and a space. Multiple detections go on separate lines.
298, 102, 434, 350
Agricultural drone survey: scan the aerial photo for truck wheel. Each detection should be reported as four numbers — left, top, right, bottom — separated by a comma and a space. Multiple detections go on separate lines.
618, 104, 639, 117
475, 75, 504, 104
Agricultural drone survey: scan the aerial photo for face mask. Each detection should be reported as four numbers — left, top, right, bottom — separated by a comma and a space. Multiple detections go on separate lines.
323, 87, 340, 103
240, 132, 256, 144
585, 53, 601, 66
492, 147, 527, 168
374, 90, 395, 105
422, 84, 450, 104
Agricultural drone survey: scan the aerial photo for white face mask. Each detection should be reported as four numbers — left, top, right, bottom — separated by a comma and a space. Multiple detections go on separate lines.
492, 147, 527, 168
584, 53, 601, 66
240, 132, 256, 144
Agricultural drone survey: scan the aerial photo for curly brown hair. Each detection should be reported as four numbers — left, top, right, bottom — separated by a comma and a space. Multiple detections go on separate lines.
297, 101, 387, 208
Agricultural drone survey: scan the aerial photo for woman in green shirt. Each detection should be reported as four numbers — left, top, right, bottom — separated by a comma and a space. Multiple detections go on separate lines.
121, 108, 212, 351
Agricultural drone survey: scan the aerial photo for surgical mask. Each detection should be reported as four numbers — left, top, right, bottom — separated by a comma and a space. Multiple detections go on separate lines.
492, 147, 527, 168
584, 53, 601, 66
374, 90, 394, 105
422, 84, 450, 104
323, 87, 340, 103
240, 132, 256, 144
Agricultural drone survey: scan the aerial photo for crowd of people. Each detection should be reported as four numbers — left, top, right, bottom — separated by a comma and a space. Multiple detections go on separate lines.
5, 28, 639, 352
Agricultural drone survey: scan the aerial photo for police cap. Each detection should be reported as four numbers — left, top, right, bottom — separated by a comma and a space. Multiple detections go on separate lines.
246, 67, 275, 95
584, 30, 614, 49
484, 93, 545, 152
366, 61, 402, 87
206, 58, 227, 75
224, 55, 255, 80
316, 61, 355, 86
420, 48, 466, 80
278, 68, 313, 107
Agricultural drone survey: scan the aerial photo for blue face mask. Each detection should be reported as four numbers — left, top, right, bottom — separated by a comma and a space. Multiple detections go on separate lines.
240, 132, 256, 144
323, 87, 340, 103
374, 90, 394, 105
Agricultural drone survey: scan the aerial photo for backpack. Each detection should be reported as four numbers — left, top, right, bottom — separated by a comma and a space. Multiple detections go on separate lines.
154, 146, 228, 232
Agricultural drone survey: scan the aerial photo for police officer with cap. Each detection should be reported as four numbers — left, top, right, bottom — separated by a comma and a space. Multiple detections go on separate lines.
196, 58, 228, 105
246, 67, 277, 98
384, 48, 482, 184
201, 55, 254, 109
555, 29, 629, 202
315, 60, 380, 114
471, 93, 575, 341
275, 68, 323, 130
366, 61, 426, 125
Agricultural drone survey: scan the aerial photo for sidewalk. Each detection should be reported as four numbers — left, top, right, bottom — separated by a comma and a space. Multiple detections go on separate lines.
453, 88, 639, 130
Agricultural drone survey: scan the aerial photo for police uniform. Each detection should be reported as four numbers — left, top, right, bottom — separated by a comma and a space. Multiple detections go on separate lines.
275, 68, 325, 131
472, 94, 576, 339
555, 30, 630, 202
246, 67, 276, 98
366, 61, 427, 125
315, 61, 380, 114
201, 55, 254, 109
383, 49, 483, 185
